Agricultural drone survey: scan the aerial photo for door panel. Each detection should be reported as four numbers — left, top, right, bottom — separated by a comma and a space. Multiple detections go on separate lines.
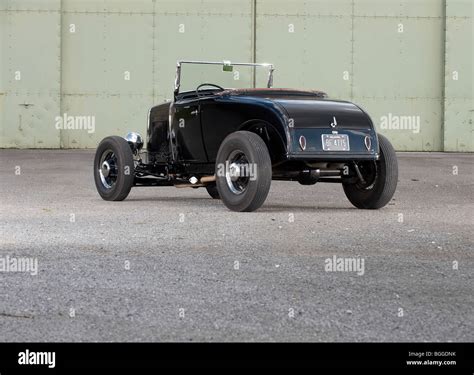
171, 98, 207, 162
201, 100, 245, 162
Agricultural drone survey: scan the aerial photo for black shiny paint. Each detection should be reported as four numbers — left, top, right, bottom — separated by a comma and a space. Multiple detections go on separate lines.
147, 88, 378, 176
170, 98, 207, 162
274, 98, 373, 129
147, 102, 170, 163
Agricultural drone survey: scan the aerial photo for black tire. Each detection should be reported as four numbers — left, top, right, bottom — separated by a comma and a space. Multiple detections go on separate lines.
94, 136, 135, 201
205, 184, 220, 199
343, 134, 398, 209
215, 131, 272, 212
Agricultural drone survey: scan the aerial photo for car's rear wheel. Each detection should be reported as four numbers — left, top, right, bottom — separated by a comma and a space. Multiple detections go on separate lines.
205, 183, 220, 199
342, 134, 398, 209
94, 136, 135, 201
215, 131, 272, 212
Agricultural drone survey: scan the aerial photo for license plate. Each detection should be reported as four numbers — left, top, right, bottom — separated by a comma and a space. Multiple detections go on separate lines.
322, 134, 350, 151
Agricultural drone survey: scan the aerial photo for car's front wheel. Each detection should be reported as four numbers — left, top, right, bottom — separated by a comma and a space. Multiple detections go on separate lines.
93, 136, 135, 201
342, 134, 398, 209
215, 131, 272, 212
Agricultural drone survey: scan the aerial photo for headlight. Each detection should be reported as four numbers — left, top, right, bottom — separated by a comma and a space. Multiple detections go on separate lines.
125, 132, 144, 152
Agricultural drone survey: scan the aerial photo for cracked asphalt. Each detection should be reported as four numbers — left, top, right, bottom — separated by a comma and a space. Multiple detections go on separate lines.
0, 150, 473, 342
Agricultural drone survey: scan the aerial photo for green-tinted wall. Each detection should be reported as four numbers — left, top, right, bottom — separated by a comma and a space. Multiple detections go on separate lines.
0, 0, 472, 151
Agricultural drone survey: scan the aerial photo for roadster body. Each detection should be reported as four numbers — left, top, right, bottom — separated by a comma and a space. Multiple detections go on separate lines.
94, 60, 398, 212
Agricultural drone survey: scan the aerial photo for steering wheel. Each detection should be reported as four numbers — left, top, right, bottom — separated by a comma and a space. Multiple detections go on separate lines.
196, 83, 225, 97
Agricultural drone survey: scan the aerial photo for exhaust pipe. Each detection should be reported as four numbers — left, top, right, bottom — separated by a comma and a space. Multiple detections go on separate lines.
297, 169, 341, 185
174, 175, 216, 189
200, 175, 216, 183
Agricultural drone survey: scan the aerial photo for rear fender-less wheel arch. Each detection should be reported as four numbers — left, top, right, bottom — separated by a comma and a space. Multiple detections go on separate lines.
342, 133, 398, 209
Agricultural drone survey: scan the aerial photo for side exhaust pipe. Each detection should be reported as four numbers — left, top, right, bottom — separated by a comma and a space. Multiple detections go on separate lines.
200, 175, 216, 184
297, 169, 341, 185
174, 175, 216, 188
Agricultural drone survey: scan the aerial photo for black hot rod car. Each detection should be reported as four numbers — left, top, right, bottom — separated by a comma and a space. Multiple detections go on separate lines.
94, 60, 398, 212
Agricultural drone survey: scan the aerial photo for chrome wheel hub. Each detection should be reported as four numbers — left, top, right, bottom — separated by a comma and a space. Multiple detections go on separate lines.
225, 150, 250, 195
101, 161, 111, 178
98, 150, 118, 189
228, 162, 241, 181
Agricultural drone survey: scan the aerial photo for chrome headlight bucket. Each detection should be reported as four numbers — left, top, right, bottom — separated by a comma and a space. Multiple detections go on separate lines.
125, 132, 144, 152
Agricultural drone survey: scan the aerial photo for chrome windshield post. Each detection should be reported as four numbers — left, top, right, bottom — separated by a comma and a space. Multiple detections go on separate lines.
174, 61, 182, 98
267, 65, 274, 88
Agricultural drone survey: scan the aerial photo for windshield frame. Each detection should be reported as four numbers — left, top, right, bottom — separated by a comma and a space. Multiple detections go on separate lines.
173, 60, 275, 97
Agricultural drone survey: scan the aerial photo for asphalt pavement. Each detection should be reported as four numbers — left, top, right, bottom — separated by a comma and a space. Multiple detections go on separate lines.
0, 150, 472, 342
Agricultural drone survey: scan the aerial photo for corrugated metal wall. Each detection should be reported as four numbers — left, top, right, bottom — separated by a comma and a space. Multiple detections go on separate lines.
0, 0, 472, 151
